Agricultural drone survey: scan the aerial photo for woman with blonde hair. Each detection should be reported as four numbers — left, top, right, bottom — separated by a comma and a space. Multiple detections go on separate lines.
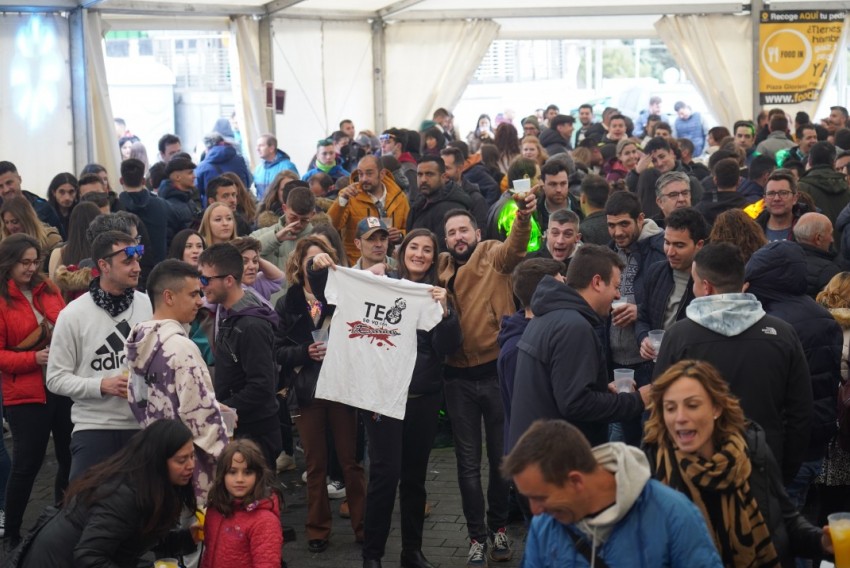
199, 202, 237, 246
644, 360, 831, 567
1, 197, 62, 271
708, 209, 768, 263
815, 271, 850, 547
520, 135, 548, 167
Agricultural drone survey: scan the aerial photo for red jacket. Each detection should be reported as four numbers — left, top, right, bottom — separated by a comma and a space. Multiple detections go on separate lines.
200, 493, 282, 568
0, 279, 65, 405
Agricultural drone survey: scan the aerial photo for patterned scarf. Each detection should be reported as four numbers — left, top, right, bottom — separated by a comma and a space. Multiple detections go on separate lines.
654, 433, 779, 567
88, 277, 135, 317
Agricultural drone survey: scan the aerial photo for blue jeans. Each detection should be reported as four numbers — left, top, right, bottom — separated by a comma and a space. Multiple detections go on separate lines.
69, 428, 139, 481
444, 375, 509, 542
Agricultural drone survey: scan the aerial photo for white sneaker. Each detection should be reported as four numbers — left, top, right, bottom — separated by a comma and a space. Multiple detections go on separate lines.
327, 480, 346, 499
276, 452, 296, 473
0, 509, 5, 538
301, 471, 308, 483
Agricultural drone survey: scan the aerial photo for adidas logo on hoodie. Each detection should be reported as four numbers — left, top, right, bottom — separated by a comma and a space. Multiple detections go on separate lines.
91, 320, 132, 372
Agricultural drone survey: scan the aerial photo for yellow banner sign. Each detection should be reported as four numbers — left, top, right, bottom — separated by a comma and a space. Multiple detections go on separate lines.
759, 10, 845, 105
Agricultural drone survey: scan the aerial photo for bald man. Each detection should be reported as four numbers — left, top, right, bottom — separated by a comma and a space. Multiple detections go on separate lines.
328, 155, 410, 263
793, 212, 842, 298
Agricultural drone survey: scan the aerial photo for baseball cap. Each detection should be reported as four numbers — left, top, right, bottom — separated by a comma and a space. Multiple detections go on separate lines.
356, 217, 389, 239
165, 158, 196, 176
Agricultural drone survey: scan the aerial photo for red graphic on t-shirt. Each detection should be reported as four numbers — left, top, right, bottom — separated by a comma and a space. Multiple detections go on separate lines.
347, 321, 401, 349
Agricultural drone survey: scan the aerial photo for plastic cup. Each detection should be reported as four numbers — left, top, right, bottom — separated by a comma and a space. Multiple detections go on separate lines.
311, 329, 329, 345
829, 512, 850, 567
648, 329, 665, 362
613, 368, 635, 393
381, 216, 393, 229
511, 178, 531, 192
154, 560, 179, 568
220, 407, 237, 439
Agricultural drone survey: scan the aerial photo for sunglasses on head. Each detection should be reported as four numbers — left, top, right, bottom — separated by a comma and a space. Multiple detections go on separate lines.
102, 244, 144, 261
199, 274, 229, 286
379, 134, 396, 142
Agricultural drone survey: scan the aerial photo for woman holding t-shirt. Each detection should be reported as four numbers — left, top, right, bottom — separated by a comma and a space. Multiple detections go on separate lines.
274, 236, 366, 554
357, 229, 462, 568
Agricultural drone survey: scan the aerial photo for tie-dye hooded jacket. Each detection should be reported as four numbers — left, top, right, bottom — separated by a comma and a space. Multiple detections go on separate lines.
126, 319, 228, 503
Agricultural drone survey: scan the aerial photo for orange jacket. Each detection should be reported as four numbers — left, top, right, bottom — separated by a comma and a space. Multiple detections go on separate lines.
327, 171, 410, 264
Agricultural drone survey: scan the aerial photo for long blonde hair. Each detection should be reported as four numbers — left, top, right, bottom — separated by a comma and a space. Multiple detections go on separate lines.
199, 202, 237, 245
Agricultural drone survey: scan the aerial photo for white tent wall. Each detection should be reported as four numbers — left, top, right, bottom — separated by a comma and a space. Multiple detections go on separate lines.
654, 15, 753, 131
271, 18, 374, 174
230, 15, 270, 172
383, 19, 500, 129
0, 13, 74, 196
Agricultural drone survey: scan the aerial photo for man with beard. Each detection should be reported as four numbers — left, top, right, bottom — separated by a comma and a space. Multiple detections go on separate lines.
328, 155, 409, 263
407, 156, 479, 251
438, 195, 536, 567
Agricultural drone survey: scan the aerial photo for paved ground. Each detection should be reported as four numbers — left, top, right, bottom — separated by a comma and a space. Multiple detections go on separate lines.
0, 438, 527, 567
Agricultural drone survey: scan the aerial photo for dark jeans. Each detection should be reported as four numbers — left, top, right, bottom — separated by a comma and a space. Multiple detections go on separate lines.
236, 414, 283, 472
69, 428, 139, 481
362, 391, 441, 560
0, 394, 11, 510
444, 375, 509, 541
5, 392, 73, 539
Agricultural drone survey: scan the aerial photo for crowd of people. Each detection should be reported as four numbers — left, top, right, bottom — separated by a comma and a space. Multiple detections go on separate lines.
0, 99, 849, 568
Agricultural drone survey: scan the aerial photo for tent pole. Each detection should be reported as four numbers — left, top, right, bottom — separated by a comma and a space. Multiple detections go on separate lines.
259, 16, 275, 136
372, 17, 386, 132
69, 8, 91, 173
751, 0, 763, 120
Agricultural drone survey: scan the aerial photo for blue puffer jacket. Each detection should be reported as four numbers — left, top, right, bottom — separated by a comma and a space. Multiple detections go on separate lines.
745, 240, 843, 460
675, 111, 706, 156
521, 480, 722, 567
195, 143, 252, 201
253, 149, 299, 200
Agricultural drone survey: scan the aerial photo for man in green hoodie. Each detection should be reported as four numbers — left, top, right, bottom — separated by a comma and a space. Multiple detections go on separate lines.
798, 141, 850, 242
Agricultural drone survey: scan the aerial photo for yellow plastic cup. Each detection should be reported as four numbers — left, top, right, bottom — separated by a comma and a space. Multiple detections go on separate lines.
154, 559, 179, 568
194, 508, 206, 542
829, 513, 850, 568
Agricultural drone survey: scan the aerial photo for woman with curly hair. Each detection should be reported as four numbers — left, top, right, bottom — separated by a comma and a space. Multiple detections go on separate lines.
708, 208, 767, 263
815, 271, 850, 557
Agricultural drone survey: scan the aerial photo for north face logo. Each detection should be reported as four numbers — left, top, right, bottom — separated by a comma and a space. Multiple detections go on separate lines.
91, 321, 131, 371
761, 326, 777, 336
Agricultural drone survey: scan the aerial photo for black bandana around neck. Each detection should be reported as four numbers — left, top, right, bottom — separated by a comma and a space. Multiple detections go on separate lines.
89, 277, 135, 317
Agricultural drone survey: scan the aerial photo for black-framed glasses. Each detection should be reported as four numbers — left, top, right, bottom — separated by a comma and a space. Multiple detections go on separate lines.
102, 244, 144, 261
765, 190, 794, 199
199, 274, 229, 286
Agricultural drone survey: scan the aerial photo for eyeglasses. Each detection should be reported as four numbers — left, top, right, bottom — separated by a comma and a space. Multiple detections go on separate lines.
765, 190, 794, 199
661, 189, 691, 200
18, 258, 41, 268
199, 274, 229, 286
101, 244, 144, 261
